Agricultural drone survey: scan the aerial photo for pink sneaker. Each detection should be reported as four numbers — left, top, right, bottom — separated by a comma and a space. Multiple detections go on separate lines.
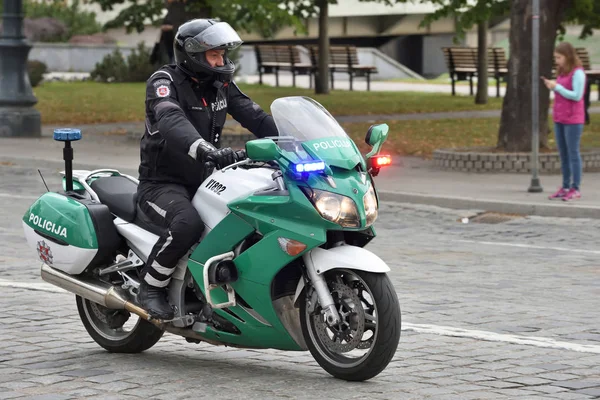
562, 188, 581, 202
548, 187, 568, 200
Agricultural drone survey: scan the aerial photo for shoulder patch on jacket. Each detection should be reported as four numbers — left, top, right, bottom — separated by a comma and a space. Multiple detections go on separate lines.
156, 85, 171, 98
152, 78, 171, 87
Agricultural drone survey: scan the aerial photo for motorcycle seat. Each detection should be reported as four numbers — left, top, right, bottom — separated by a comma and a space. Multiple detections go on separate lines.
90, 176, 165, 236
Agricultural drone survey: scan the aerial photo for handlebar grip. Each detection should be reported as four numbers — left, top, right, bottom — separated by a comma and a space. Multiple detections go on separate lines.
234, 149, 247, 162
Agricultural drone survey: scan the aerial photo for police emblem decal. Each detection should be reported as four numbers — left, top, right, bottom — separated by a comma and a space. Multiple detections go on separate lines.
156, 85, 170, 98
37, 240, 54, 266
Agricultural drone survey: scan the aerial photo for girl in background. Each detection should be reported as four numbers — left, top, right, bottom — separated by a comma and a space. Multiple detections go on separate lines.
543, 42, 586, 202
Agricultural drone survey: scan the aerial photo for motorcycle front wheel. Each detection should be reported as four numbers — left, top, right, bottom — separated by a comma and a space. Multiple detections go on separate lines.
300, 269, 401, 382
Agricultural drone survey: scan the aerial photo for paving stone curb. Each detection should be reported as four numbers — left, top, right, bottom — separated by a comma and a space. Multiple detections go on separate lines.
378, 190, 600, 219
433, 147, 600, 174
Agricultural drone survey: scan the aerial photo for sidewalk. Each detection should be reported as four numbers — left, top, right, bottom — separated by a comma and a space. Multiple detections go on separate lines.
376, 157, 600, 220
1, 128, 598, 219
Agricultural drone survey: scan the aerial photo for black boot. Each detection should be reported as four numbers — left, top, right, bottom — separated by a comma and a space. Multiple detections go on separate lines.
138, 281, 174, 320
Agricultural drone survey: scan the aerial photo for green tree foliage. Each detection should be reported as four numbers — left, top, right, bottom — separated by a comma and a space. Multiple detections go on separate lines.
409, 0, 599, 40
92, 0, 310, 37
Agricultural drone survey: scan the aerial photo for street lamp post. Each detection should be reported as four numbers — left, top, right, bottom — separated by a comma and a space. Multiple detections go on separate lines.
528, 0, 543, 193
0, 0, 41, 137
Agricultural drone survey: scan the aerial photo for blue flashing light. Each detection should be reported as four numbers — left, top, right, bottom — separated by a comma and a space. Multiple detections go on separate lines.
53, 128, 82, 142
294, 161, 325, 174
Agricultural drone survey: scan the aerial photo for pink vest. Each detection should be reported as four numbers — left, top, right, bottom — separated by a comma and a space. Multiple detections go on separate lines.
553, 67, 586, 124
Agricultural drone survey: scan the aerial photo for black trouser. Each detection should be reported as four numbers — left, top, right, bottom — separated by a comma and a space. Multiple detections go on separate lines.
137, 182, 204, 288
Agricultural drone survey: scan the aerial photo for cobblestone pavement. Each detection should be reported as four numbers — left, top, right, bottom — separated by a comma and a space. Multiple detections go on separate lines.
1, 164, 600, 399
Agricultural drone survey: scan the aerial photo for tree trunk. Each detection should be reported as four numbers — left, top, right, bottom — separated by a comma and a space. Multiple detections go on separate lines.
315, 0, 329, 95
475, 20, 488, 104
497, 0, 571, 152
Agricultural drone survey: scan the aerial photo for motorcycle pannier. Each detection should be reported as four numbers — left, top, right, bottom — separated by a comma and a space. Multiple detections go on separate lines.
22, 192, 121, 275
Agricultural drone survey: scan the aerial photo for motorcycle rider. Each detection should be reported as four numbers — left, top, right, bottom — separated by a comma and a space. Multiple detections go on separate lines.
137, 18, 279, 319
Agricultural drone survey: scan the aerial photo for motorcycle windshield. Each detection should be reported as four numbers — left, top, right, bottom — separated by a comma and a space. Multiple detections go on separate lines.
270, 96, 363, 170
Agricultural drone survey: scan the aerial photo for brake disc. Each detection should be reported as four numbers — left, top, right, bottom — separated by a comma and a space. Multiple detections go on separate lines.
312, 282, 366, 353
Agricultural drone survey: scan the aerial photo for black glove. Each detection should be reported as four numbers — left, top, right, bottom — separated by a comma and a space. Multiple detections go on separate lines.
196, 140, 236, 169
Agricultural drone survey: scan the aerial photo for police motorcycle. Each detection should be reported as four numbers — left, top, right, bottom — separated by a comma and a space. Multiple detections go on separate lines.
22, 96, 400, 382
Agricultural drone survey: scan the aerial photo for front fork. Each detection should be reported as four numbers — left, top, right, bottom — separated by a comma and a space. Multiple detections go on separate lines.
302, 250, 341, 326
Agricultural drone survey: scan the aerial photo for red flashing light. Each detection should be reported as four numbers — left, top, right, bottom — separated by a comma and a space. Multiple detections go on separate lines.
374, 155, 392, 167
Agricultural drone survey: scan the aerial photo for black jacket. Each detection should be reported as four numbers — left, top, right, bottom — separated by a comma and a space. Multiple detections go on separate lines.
138, 65, 279, 191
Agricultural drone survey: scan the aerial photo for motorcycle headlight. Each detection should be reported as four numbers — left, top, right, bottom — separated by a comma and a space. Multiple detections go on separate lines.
363, 184, 378, 226
308, 189, 360, 228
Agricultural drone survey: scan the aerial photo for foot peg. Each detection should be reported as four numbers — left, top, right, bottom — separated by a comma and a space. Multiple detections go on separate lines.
203, 252, 237, 309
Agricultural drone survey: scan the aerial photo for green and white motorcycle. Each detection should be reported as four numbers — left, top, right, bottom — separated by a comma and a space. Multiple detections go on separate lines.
22, 96, 400, 382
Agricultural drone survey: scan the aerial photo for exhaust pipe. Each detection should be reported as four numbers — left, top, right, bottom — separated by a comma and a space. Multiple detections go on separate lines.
41, 263, 152, 322
40, 263, 226, 345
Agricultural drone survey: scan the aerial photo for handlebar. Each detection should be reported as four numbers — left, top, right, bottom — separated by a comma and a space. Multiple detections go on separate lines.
204, 149, 248, 172
234, 149, 247, 162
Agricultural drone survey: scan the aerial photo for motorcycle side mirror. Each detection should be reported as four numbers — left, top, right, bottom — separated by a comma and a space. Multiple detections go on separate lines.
365, 123, 389, 159
246, 139, 280, 162
365, 123, 388, 147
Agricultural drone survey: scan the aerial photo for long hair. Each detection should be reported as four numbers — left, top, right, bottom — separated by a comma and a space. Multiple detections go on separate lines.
554, 42, 582, 76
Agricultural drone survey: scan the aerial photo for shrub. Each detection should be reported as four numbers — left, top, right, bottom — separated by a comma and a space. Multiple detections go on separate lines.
91, 43, 155, 83
27, 60, 48, 87
0, 0, 103, 42
90, 49, 128, 82
23, 17, 68, 42
125, 43, 157, 82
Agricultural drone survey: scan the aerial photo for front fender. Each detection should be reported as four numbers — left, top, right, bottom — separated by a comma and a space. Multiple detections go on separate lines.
293, 245, 390, 305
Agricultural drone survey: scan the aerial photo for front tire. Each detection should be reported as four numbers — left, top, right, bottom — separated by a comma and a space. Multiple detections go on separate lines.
300, 270, 401, 381
76, 295, 164, 353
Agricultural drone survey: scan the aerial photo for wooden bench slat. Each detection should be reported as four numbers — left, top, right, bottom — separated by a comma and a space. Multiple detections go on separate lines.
308, 45, 377, 90
255, 44, 314, 87
256, 44, 378, 90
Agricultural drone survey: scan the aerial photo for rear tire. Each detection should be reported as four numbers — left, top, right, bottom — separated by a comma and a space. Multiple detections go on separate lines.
300, 270, 401, 381
76, 295, 164, 353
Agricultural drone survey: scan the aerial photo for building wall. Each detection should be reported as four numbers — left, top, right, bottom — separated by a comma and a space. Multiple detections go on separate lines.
422, 34, 463, 78
30, 42, 423, 80
376, 33, 461, 78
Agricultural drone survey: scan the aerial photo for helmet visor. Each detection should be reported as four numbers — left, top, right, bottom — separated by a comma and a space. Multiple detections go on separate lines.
184, 22, 243, 53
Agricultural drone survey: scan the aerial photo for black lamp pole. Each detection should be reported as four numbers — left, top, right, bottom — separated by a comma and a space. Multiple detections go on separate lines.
0, 0, 41, 137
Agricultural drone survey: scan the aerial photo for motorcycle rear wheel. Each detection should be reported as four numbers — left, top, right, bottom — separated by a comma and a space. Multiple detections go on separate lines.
76, 295, 164, 353
300, 269, 401, 381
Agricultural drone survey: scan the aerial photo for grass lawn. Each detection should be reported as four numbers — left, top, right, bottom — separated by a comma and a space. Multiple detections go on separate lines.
341, 118, 600, 158
387, 73, 497, 86
34, 81, 505, 125
389, 74, 600, 93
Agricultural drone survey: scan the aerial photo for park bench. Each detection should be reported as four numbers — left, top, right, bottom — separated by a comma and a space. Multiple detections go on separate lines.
569, 48, 599, 100
490, 48, 509, 97
442, 47, 508, 98
576, 48, 600, 123
308, 45, 378, 91
254, 44, 312, 87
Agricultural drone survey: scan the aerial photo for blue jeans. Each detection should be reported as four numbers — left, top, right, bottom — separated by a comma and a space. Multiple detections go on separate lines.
554, 123, 583, 190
